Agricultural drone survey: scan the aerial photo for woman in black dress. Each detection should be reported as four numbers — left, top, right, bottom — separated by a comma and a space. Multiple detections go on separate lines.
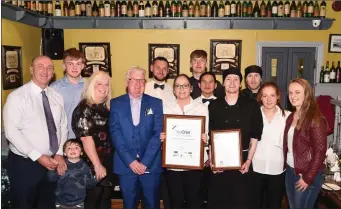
208, 68, 263, 209
72, 71, 114, 209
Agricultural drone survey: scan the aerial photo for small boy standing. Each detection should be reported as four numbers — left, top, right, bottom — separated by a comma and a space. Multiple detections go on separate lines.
48, 139, 97, 209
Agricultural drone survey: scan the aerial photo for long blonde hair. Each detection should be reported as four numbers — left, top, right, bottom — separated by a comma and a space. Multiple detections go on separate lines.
82, 71, 112, 109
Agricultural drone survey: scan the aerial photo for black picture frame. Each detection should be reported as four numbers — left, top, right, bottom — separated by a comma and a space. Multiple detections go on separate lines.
210, 39, 242, 75
148, 44, 180, 79
79, 42, 112, 77
328, 34, 341, 53
1, 45, 23, 90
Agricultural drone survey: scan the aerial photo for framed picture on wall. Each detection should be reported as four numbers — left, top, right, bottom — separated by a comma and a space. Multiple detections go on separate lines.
148, 44, 180, 79
1, 45, 23, 90
79, 42, 112, 77
210, 40, 242, 75
328, 34, 341, 53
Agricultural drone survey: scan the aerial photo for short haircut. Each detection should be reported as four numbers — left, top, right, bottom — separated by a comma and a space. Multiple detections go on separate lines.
152, 56, 169, 67
173, 74, 191, 89
63, 48, 85, 63
190, 50, 207, 60
126, 66, 146, 79
199, 72, 217, 83
82, 71, 112, 109
63, 139, 83, 153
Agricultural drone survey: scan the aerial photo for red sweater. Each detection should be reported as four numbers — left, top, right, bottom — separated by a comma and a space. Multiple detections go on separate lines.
283, 113, 327, 185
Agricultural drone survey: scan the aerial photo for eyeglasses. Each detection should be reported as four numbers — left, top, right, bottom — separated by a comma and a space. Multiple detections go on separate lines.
174, 84, 190, 89
128, 78, 146, 84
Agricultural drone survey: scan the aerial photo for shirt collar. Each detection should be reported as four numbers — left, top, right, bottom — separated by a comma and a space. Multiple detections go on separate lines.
152, 79, 166, 85
30, 80, 48, 95
201, 95, 216, 100
129, 94, 143, 102
261, 105, 282, 116
63, 75, 84, 84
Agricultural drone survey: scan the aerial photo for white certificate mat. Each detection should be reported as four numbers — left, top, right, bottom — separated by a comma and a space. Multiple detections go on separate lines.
211, 130, 242, 170
162, 115, 205, 169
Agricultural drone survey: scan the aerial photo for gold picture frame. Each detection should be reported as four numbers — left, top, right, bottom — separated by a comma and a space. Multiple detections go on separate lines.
1, 45, 23, 90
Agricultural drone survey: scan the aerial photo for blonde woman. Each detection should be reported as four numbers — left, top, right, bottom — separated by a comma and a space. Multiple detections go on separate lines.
72, 71, 114, 209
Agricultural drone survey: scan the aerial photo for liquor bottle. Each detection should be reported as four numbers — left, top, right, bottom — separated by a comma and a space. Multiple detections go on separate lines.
104, 1, 110, 16
145, 0, 151, 17
278, 1, 284, 17
171, 0, 177, 17
176, 0, 182, 17
194, 0, 200, 17
296, 1, 302, 17
46, 1, 52, 16
260, 0, 266, 17
25, 1, 31, 10
81, 0, 86, 16
320, 0, 326, 18
313, 0, 319, 17
133, 0, 139, 17
11, 1, 18, 6
111, 0, 116, 16
218, 0, 225, 17
330, 61, 336, 83
121, 0, 127, 17
31, 1, 36, 12
307, 0, 313, 17
69, 1, 75, 16
152, 0, 158, 17
75, 0, 81, 16
92, 1, 99, 16
189, 1, 194, 17
324, 61, 330, 83
182, 1, 189, 17
284, 0, 290, 16
127, 1, 134, 17
242, 0, 248, 17
336, 61, 341, 83
290, 1, 296, 18
55, 1, 61, 16
206, 0, 212, 17
19, 1, 24, 8
165, 0, 171, 17
231, 0, 236, 17
320, 66, 324, 83
253, 0, 260, 17
200, 0, 206, 17
158, 0, 165, 17
272, 1, 278, 17
116, 1, 122, 17
211, 0, 218, 17
63, 1, 68, 16
99, 1, 105, 17
224, 0, 231, 17
302, 1, 308, 17
236, 0, 241, 17
247, 1, 253, 17
139, 0, 145, 17
266, 1, 272, 17
37, 1, 43, 15
86, 0, 92, 16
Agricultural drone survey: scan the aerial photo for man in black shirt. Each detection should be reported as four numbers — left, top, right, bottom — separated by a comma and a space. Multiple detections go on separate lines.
189, 50, 225, 99
241, 65, 263, 100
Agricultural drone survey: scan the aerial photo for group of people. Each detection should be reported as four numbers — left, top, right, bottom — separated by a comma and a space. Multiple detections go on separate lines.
3, 48, 327, 209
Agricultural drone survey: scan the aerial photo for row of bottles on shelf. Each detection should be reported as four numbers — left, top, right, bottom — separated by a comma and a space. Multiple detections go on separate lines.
320, 61, 341, 83
5, 0, 327, 18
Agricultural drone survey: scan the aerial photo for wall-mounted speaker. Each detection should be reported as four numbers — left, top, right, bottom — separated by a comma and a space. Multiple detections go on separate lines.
42, 28, 64, 60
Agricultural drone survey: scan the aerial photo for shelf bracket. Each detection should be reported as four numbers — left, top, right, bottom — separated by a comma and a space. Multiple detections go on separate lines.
184, 19, 187, 29
38, 17, 47, 27
139, 20, 143, 29
15, 10, 25, 21
92, 19, 98, 28
272, 19, 277, 29
46, 18, 54, 28
230, 19, 233, 29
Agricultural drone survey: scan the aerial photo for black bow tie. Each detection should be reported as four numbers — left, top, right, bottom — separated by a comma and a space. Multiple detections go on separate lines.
154, 83, 165, 90
202, 98, 214, 103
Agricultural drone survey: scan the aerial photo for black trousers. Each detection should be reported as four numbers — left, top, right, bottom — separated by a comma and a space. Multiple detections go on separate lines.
166, 170, 204, 209
258, 172, 285, 209
7, 151, 56, 209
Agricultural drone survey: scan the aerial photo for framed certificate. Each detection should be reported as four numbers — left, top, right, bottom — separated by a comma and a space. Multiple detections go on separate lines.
162, 114, 205, 170
211, 129, 242, 170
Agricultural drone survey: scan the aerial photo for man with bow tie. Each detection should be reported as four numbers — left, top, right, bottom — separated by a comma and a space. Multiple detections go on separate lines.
194, 72, 217, 106
145, 57, 176, 104
110, 66, 163, 209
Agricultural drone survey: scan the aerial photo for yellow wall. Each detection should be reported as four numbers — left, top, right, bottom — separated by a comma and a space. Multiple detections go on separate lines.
1, 19, 41, 108
56, 8, 341, 97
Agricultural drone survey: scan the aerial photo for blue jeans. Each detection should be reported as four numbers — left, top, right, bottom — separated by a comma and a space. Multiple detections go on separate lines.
285, 165, 324, 209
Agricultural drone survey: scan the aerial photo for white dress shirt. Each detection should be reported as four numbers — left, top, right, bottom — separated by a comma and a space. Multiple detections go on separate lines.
163, 98, 209, 171
145, 80, 176, 104
253, 106, 290, 175
3, 81, 68, 161
193, 95, 217, 106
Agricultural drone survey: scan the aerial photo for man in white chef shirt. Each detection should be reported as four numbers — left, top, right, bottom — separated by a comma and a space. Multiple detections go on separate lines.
145, 56, 175, 104
194, 71, 218, 106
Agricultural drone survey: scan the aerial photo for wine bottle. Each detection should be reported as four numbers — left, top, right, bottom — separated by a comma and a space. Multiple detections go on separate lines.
290, 0, 296, 18
302, 1, 308, 17
121, 0, 127, 17
336, 61, 341, 83
139, 0, 145, 17
278, 1, 284, 17
104, 1, 111, 16
189, 1, 194, 17
55, 1, 61, 16
260, 0, 266, 17
320, 66, 324, 83
86, 0, 92, 16
266, 1, 272, 17
165, 0, 171, 17
145, 0, 151, 17
231, 0, 236, 17
200, 0, 206, 17
319, 0, 326, 18
253, 0, 260, 17
224, 0, 231, 17
206, 0, 212, 17
242, 0, 248, 17
313, 1, 319, 17
127, 1, 134, 17
133, 0, 139, 17
247, 1, 253, 17
194, 0, 200, 17
272, 1, 278, 17
296, 1, 302, 17
183, 1, 189, 17
236, 0, 241, 17
330, 61, 336, 83
111, 0, 117, 16
159, 0, 165, 17
218, 0, 225, 17
176, 0, 182, 17
92, 1, 99, 16
324, 61, 330, 83
81, 0, 86, 16
116, 1, 122, 17
152, 0, 158, 17
284, 0, 290, 17
63, 1, 69, 16
307, 0, 313, 17
47, 1, 53, 16
99, 1, 105, 17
